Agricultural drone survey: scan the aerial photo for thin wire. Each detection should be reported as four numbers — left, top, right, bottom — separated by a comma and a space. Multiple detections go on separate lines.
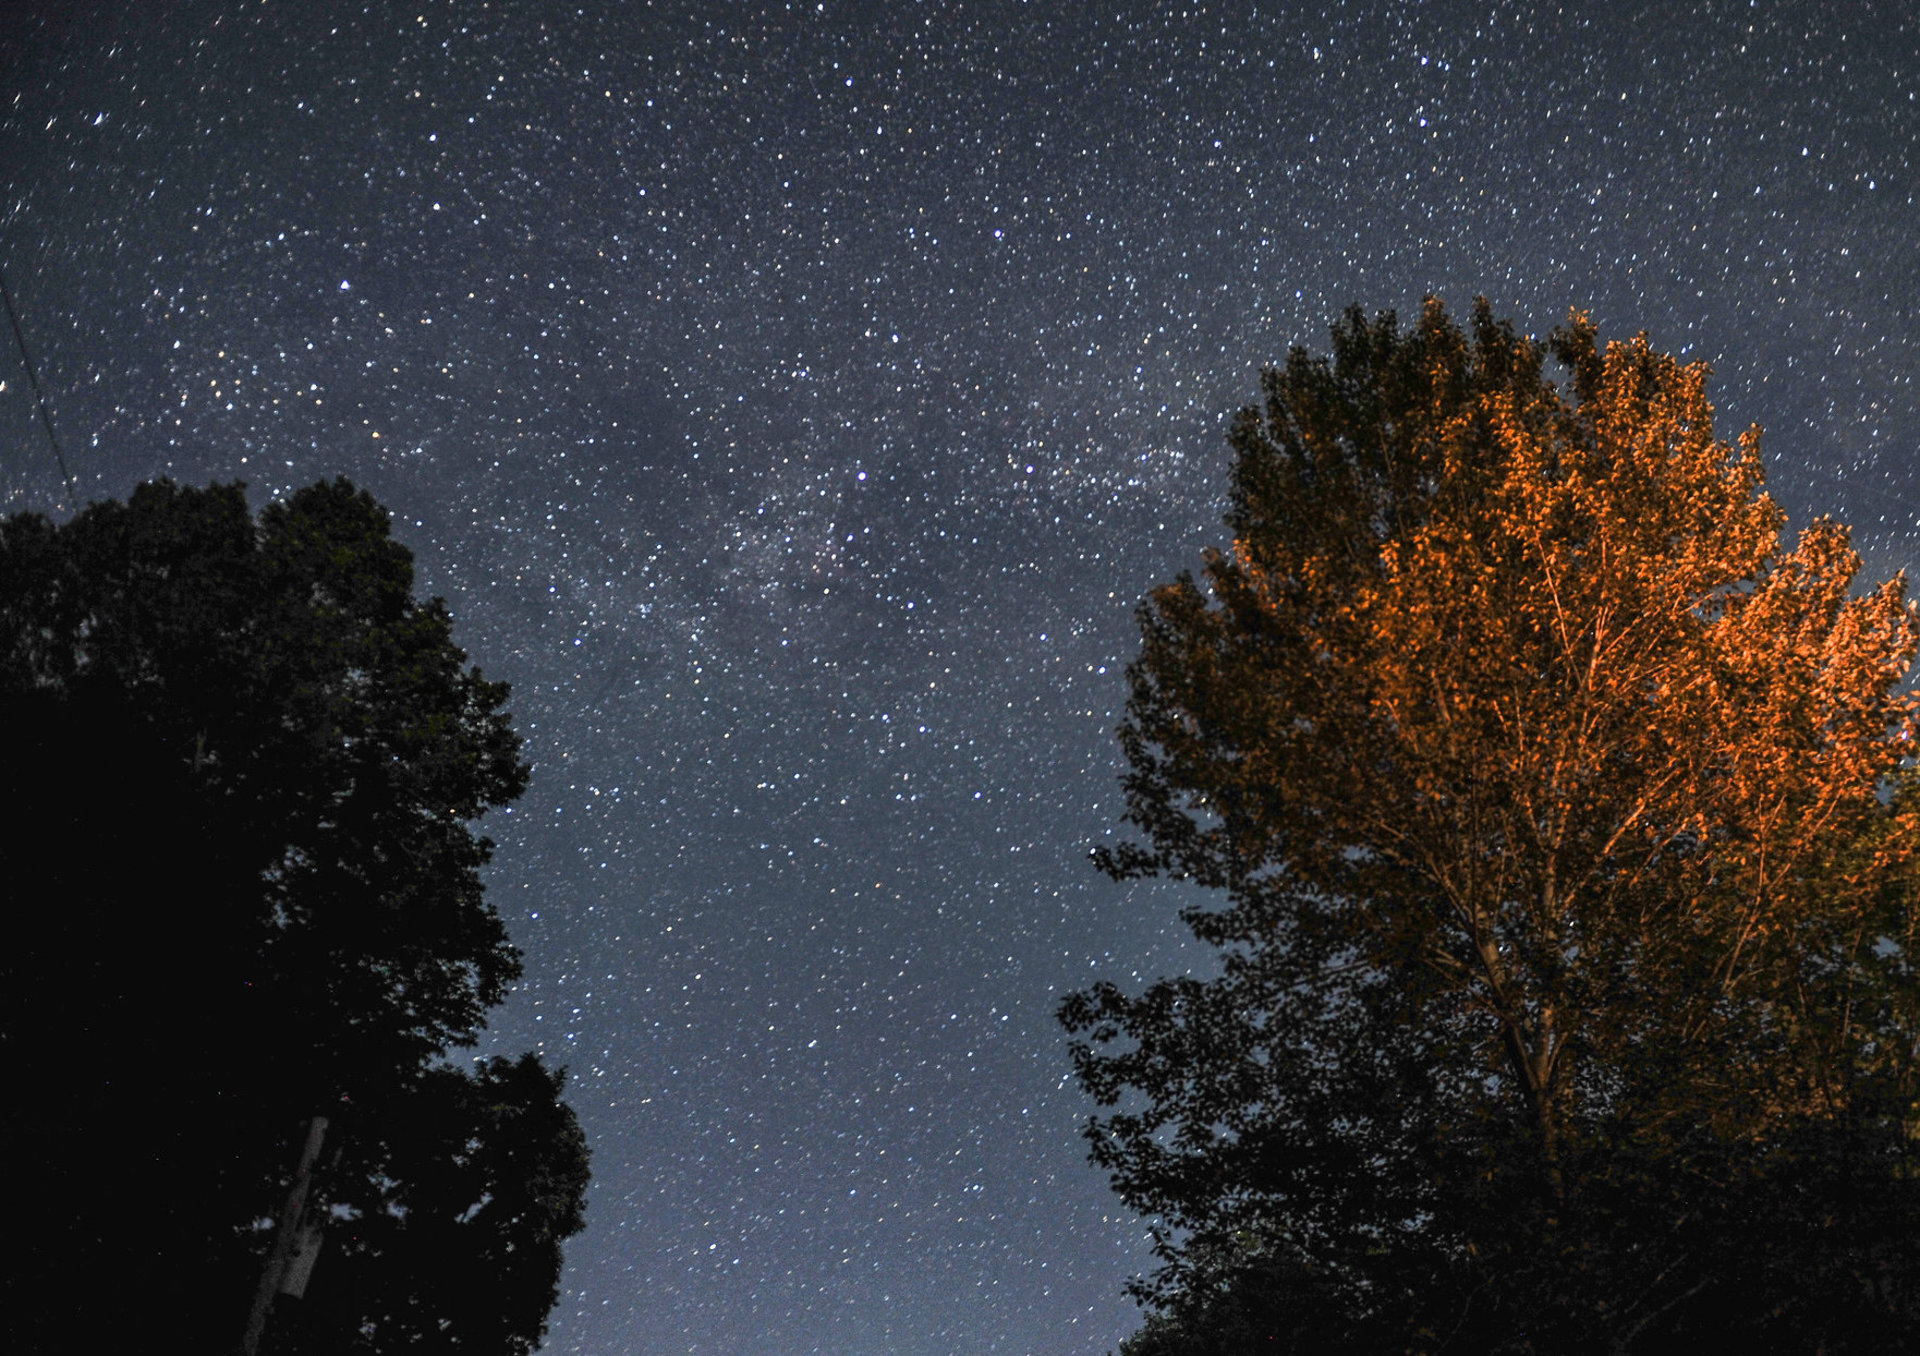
0, 263, 77, 511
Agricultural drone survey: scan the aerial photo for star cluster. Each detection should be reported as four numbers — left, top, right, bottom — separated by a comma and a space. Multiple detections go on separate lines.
5, 3, 1917, 1353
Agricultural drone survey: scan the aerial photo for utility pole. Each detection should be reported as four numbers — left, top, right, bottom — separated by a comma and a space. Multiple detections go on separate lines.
239, 1116, 328, 1356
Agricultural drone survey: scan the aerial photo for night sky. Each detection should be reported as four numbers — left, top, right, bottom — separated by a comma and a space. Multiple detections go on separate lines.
4, 3, 1917, 1352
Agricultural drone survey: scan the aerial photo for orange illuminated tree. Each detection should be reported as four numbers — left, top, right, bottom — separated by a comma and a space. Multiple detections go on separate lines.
1065, 300, 1920, 1352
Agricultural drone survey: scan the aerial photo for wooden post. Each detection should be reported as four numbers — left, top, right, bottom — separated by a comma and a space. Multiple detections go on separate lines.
239, 1115, 328, 1356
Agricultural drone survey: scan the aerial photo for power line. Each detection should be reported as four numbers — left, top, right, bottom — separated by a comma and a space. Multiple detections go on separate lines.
0, 262, 77, 511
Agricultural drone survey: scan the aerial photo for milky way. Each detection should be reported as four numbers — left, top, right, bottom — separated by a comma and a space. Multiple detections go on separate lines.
5, 3, 1917, 1352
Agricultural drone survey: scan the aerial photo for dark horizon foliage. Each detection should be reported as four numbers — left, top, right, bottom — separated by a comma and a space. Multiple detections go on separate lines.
1, 478, 588, 1354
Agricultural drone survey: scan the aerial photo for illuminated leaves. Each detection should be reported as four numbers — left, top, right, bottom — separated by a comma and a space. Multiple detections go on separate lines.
1066, 300, 1920, 1347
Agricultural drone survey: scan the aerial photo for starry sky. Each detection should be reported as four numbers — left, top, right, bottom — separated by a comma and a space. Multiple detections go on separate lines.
4, 2, 1917, 1352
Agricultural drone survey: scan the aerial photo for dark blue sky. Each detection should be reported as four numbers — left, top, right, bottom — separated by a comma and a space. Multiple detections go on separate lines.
5, 2, 1916, 1352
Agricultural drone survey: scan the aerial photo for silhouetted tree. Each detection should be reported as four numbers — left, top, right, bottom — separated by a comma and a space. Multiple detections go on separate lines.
1067, 300, 1920, 1353
273, 1054, 591, 1356
0, 479, 587, 1354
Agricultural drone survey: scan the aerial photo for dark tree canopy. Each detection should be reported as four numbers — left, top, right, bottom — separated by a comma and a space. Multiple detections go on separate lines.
1066, 300, 1920, 1353
278, 1054, 591, 1356
1, 479, 587, 1354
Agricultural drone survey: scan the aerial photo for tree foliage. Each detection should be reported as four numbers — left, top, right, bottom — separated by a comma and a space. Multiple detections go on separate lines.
1065, 300, 1920, 1352
277, 1054, 591, 1356
1, 479, 588, 1353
